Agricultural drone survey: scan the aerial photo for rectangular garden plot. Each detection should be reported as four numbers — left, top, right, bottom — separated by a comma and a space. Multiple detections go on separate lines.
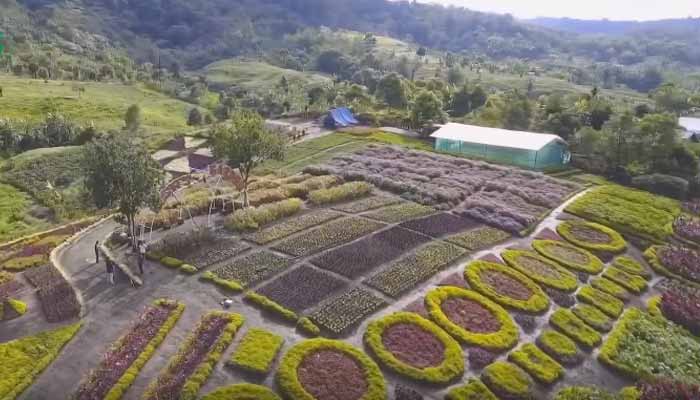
311, 226, 430, 279
332, 196, 401, 213
272, 217, 385, 257
363, 202, 437, 224
183, 238, 251, 269
228, 328, 283, 374
399, 212, 481, 238
255, 265, 347, 312
208, 251, 292, 289
446, 226, 511, 251
309, 287, 388, 335
247, 210, 343, 245
366, 241, 467, 298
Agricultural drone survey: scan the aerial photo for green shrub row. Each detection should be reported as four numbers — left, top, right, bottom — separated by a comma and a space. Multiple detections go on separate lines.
554, 386, 618, 400
482, 361, 533, 399
602, 267, 647, 294
612, 256, 651, 279
532, 240, 604, 274
200, 271, 244, 293
446, 226, 511, 251
225, 198, 303, 232
577, 286, 624, 318
556, 221, 626, 253
2, 254, 47, 271
536, 329, 582, 366
0, 298, 27, 320
308, 181, 372, 205
550, 308, 602, 348
296, 317, 321, 337
508, 343, 565, 384
647, 295, 662, 317
244, 292, 298, 322
501, 249, 578, 292
200, 383, 281, 400
590, 277, 630, 301
445, 378, 497, 400
572, 304, 614, 332
228, 328, 284, 375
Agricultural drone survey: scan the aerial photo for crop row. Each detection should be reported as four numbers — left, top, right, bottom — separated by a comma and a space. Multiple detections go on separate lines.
445, 226, 511, 250
399, 212, 480, 238
332, 196, 400, 213
363, 202, 437, 224
207, 251, 292, 290
255, 265, 346, 313
309, 287, 387, 335
247, 210, 343, 245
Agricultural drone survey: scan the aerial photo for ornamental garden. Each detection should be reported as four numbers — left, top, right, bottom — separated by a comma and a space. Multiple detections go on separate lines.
2, 143, 700, 400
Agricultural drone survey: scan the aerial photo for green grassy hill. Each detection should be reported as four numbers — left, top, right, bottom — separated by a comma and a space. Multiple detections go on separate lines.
201, 60, 332, 91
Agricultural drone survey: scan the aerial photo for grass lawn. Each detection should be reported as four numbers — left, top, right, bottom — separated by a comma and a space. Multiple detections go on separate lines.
0, 183, 50, 243
201, 60, 331, 92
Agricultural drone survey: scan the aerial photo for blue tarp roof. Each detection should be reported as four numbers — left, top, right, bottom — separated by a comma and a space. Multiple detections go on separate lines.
326, 107, 358, 127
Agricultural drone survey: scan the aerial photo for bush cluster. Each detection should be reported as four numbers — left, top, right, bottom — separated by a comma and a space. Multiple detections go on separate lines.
536, 329, 583, 366
556, 220, 627, 253
482, 361, 533, 400
445, 378, 498, 400
576, 286, 624, 318
308, 181, 372, 205
508, 343, 565, 384
228, 328, 284, 374
550, 308, 602, 348
225, 198, 303, 232
533, 240, 604, 274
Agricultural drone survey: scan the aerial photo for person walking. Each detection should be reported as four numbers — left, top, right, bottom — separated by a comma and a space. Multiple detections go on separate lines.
137, 241, 147, 275
106, 259, 115, 285
94, 241, 100, 263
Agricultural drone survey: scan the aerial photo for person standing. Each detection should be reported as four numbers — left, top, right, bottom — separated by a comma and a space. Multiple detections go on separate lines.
106, 259, 115, 285
137, 241, 147, 275
94, 241, 100, 263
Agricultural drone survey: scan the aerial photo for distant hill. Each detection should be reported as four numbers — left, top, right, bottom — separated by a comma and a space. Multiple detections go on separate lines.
527, 17, 700, 37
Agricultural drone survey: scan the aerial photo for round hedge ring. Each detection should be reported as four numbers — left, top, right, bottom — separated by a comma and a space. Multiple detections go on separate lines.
501, 249, 578, 292
556, 221, 626, 253
201, 383, 281, 400
532, 240, 604, 274
425, 287, 519, 351
464, 260, 550, 313
276, 338, 387, 400
364, 312, 464, 384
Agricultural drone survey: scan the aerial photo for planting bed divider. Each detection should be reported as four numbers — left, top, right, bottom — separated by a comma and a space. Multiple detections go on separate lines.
611, 256, 651, 279
332, 196, 400, 214
399, 212, 481, 238
255, 265, 347, 313
446, 378, 498, 400
602, 267, 647, 293
590, 277, 630, 301
248, 210, 344, 245
142, 311, 244, 400
205, 251, 292, 290
501, 249, 578, 292
309, 287, 387, 336
75, 299, 185, 400
228, 328, 284, 374
482, 361, 534, 400
363, 202, 437, 224
533, 240, 604, 274
446, 226, 511, 251
571, 303, 614, 332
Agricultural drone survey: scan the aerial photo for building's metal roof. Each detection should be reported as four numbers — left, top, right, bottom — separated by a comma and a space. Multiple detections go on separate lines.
680, 117, 700, 138
430, 123, 566, 151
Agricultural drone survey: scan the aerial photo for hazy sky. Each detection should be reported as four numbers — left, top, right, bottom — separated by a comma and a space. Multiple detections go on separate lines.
425, 0, 700, 21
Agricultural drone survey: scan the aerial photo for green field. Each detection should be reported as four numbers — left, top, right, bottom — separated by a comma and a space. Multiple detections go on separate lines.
0, 183, 49, 243
201, 60, 332, 92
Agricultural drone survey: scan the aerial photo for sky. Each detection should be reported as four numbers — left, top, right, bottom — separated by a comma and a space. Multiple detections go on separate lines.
425, 0, 700, 21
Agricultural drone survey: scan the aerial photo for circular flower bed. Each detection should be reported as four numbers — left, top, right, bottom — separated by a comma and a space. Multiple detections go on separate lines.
201, 383, 281, 400
277, 338, 386, 400
464, 260, 550, 313
646, 245, 700, 284
501, 250, 578, 292
425, 287, 519, 350
532, 240, 604, 274
556, 221, 626, 253
364, 312, 464, 383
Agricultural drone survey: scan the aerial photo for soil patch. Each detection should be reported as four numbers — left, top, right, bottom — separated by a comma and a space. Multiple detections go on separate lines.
381, 323, 446, 368
441, 297, 501, 333
570, 225, 611, 244
480, 270, 532, 300
517, 255, 561, 279
547, 243, 590, 264
298, 350, 369, 400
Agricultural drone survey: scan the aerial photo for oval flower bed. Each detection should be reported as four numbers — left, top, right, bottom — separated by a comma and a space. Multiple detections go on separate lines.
536, 329, 583, 366
464, 260, 549, 313
276, 338, 386, 400
425, 286, 519, 351
611, 256, 651, 279
508, 343, 565, 384
556, 221, 626, 254
658, 287, 700, 335
645, 245, 700, 285
482, 361, 533, 400
501, 250, 577, 292
532, 240, 604, 274
364, 312, 464, 383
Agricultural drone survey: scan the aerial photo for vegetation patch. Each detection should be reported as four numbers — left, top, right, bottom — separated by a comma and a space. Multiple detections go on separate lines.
200, 383, 281, 400
508, 343, 565, 384
0, 298, 27, 320
244, 292, 298, 322
309, 288, 387, 336
225, 198, 303, 232
599, 308, 700, 384
24, 264, 81, 322
399, 213, 480, 238
554, 386, 618, 400
645, 246, 700, 285
255, 265, 346, 313
482, 361, 534, 400
658, 287, 700, 335
556, 221, 626, 253
637, 378, 700, 400
276, 338, 386, 400
248, 210, 343, 245
366, 241, 466, 298
544, 287, 576, 308
182, 238, 251, 270
445, 378, 498, 400
612, 256, 651, 279
602, 267, 648, 293
536, 329, 583, 366
550, 309, 602, 348
272, 217, 385, 257
501, 249, 578, 291
425, 286, 519, 350
446, 226, 511, 251
75, 299, 185, 400
464, 260, 550, 313
572, 304, 614, 332
364, 312, 464, 383
297, 317, 321, 337
364, 202, 437, 224
332, 196, 400, 213
590, 277, 631, 301
532, 240, 604, 274
228, 328, 284, 374
205, 251, 292, 290
577, 286, 625, 318
308, 182, 373, 205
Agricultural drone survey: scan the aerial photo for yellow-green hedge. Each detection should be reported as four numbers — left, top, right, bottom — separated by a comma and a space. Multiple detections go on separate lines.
501, 249, 578, 292
308, 182, 372, 205
536, 329, 582, 366
160, 256, 184, 269
225, 198, 303, 232
200, 271, 243, 293
296, 317, 320, 337
364, 312, 464, 383
2, 254, 46, 271
425, 286, 518, 351
464, 260, 549, 313
556, 221, 626, 253
482, 361, 533, 399
590, 277, 630, 300
508, 343, 564, 384
445, 378, 497, 400
228, 328, 283, 374
549, 309, 601, 348
602, 267, 647, 294
612, 256, 651, 279
576, 286, 624, 318
532, 240, 604, 274
572, 304, 613, 332
200, 383, 281, 400
244, 292, 298, 322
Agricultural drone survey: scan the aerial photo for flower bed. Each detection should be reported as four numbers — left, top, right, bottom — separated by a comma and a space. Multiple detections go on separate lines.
532, 240, 604, 274
225, 198, 303, 232
311, 226, 429, 279
308, 181, 373, 205
364, 202, 437, 224
673, 216, 700, 243
37, 279, 81, 322
309, 288, 387, 336
637, 378, 700, 400
366, 241, 466, 298
276, 338, 386, 400
590, 277, 631, 301
200, 383, 281, 400
468, 348, 499, 370
645, 245, 700, 285
554, 387, 618, 400
612, 256, 651, 279
482, 361, 533, 400
75, 299, 185, 400
572, 304, 614, 332
399, 213, 480, 238
182, 238, 251, 270
446, 378, 498, 400
228, 328, 284, 374
244, 292, 298, 322
602, 267, 647, 294
0, 322, 82, 400
463, 260, 549, 313
659, 288, 700, 335
543, 287, 576, 308
364, 312, 464, 383
446, 226, 511, 251
599, 308, 700, 384
501, 250, 578, 292
425, 287, 518, 350
272, 217, 385, 257
1, 254, 47, 271
556, 221, 626, 253
248, 210, 344, 245
508, 343, 564, 384
536, 329, 583, 366
255, 265, 346, 313
205, 251, 292, 290
549, 308, 601, 348
332, 196, 400, 213
577, 286, 624, 318
143, 311, 245, 400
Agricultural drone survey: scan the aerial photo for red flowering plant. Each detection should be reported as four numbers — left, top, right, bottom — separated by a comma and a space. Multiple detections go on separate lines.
660, 287, 700, 335
658, 246, 700, 283
638, 378, 700, 400
674, 216, 700, 242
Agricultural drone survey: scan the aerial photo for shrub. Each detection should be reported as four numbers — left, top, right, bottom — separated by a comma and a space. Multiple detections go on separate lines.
482, 361, 533, 399
179, 264, 197, 274
572, 304, 614, 332
637, 378, 700, 400
536, 329, 583, 366
446, 226, 511, 250
364, 312, 464, 383
659, 288, 700, 335
8, 298, 27, 315
225, 198, 303, 232
445, 378, 498, 400
549, 308, 602, 348
532, 240, 604, 274
2, 254, 46, 271
228, 328, 284, 374
244, 292, 298, 322
308, 181, 372, 205
508, 343, 564, 384
296, 317, 321, 337
602, 267, 647, 293
200, 383, 281, 400
556, 221, 626, 253
501, 249, 578, 292
554, 386, 618, 400
612, 256, 651, 279
200, 271, 243, 293
160, 256, 184, 269
590, 277, 631, 301
576, 286, 624, 318
424, 286, 519, 350
632, 173, 689, 200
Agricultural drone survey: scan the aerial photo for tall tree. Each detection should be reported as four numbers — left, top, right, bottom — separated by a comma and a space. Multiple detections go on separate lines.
211, 111, 286, 207
124, 104, 142, 132
411, 90, 446, 132
376, 73, 408, 108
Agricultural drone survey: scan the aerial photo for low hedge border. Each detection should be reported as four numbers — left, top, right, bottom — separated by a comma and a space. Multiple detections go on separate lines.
200, 271, 243, 293
425, 286, 519, 351
160, 256, 184, 269
2, 254, 47, 271
619, 386, 641, 400
508, 343, 565, 384
464, 260, 550, 313
501, 249, 578, 292
532, 240, 604, 274
364, 312, 464, 384
644, 246, 700, 288
612, 256, 651, 279
598, 308, 643, 379
445, 378, 498, 400
0, 298, 27, 320
572, 304, 614, 332
536, 329, 583, 366
200, 383, 281, 400
308, 182, 372, 205
296, 317, 321, 337
554, 386, 618, 400
276, 338, 386, 400
482, 361, 533, 400
550, 308, 602, 348
244, 292, 298, 322
647, 295, 663, 317
590, 277, 630, 301
556, 221, 626, 254
228, 328, 284, 374
576, 286, 624, 318
602, 267, 647, 294
103, 299, 185, 400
